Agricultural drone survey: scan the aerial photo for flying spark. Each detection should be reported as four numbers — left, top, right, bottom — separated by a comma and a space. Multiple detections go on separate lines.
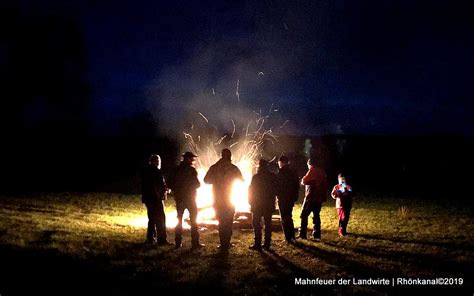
198, 112, 209, 123
214, 135, 227, 145
231, 119, 236, 138
280, 120, 289, 129
235, 79, 240, 102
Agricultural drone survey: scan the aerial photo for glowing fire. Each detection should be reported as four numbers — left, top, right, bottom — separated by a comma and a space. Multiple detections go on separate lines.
162, 159, 254, 229
127, 109, 279, 229
197, 159, 254, 219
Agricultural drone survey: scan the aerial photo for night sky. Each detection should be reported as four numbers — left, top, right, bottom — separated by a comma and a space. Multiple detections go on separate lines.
3, 0, 473, 137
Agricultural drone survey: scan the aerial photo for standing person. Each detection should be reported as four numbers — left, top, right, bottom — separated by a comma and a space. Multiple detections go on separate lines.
331, 173, 354, 237
204, 148, 243, 251
248, 159, 278, 251
168, 152, 204, 249
276, 156, 300, 244
141, 154, 170, 245
299, 158, 328, 240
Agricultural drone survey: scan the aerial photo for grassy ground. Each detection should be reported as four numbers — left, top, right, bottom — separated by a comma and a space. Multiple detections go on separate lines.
0, 193, 472, 295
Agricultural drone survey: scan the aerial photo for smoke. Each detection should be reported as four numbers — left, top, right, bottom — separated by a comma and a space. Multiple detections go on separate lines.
145, 1, 340, 143
145, 36, 296, 144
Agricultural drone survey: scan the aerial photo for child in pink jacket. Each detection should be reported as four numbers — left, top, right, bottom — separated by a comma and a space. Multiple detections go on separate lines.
331, 174, 354, 236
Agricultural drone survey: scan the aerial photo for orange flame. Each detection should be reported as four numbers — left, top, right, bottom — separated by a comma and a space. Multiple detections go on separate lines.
164, 160, 253, 228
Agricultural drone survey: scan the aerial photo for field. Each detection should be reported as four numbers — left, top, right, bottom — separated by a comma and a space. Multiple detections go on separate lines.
0, 193, 472, 295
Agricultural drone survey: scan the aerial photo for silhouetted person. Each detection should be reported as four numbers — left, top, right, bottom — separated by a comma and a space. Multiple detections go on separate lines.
299, 158, 328, 240
331, 173, 354, 236
276, 156, 299, 243
168, 152, 204, 249
141, 154, 170, 245
248, 159, 277, 251
204, 148, 243, 250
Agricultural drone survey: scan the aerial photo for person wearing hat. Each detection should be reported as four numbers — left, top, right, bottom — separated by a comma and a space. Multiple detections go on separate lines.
168, 152, 204, 249
248, 159, 278, 250
204, 148, 243, 251
299, 158, 328, 240
276, 155, 300, 244
141, 154, 170, 245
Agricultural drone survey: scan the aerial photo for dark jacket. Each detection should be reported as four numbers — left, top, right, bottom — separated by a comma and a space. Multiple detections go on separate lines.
302, 166, 328, 203
276, 165, 299, 203
168, 162, 200, 202
141, 164, 167, 204
204, 158, 243, 208
248, 169, 278, 212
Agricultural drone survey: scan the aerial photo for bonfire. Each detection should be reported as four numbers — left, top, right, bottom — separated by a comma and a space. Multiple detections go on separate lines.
168, 109, 278, 228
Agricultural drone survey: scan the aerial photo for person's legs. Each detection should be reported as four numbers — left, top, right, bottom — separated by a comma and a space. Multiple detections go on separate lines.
311, 202, 322, 239
287, 201, 295, 240
215, 206, 232, 248
145, 203, 158, 243
175, 202, 185, 246
156, 200, 168, 243
251, 210, 262, 246
215, 201, 235, 249
299, 200, 311, 239
188, 200, 200, 246
337, 208, 344, 236
279, 200, 295, 241
215, 207, 225, 246
222, 207, 234, 247
342, 205, 352, 235
263, 210, 273, 248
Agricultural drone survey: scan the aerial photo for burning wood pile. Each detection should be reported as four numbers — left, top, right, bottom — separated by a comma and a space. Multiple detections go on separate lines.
167, 110, 283, 229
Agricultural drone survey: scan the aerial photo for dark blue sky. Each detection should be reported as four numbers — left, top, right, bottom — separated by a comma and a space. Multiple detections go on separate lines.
8, 0, 474, 136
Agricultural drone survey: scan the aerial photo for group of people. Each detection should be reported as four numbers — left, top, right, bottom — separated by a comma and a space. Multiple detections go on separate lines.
141, 148, 354, 251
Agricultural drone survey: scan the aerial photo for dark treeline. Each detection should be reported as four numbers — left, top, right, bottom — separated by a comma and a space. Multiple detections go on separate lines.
273, 135, 473, 199
1, 132, 472, 200
0, 134, 179, 194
